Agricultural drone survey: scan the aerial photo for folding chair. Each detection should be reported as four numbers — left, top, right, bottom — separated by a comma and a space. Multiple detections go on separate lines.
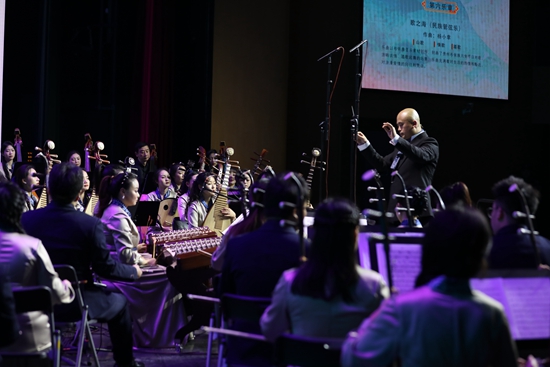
0, 285, 61, 367
274, 333, 344, 367
217, 293, 272, 367
53, 264, 100, 367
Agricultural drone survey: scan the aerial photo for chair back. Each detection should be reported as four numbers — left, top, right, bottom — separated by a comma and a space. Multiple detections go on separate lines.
221, 293, 271, 327
53, 264, 86, 323
274, 333, 344, 367
1, 286, 60, 366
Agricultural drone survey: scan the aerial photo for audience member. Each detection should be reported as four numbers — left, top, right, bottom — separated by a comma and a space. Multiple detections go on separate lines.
261, 197, 388, 341
220, 171, 310, 297
341, 207, 518, 367
21, 163, 145, 367
488, 176, 550, 269
0, 181, 74, 353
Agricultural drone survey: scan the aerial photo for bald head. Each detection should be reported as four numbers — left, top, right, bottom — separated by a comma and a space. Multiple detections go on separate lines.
396, 108, 422, 140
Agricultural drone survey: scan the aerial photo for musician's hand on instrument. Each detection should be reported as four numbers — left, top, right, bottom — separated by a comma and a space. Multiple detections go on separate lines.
220, 207, 236, 220
382, 122, 397, 140
356, 131, 368, 145
133, 264, 143, 278
137, 243, 148, 253
146, 258, 157, 267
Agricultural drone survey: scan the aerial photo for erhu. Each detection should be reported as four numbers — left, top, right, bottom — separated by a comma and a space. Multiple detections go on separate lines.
300, 147, 326, 209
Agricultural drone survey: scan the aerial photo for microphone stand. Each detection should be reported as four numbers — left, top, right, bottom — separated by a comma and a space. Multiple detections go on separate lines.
363, 169, 394, 294
426, 185, 446, 211
349, 40, 366, 202
317, 47, 341, 204
391, 171, 413, 228
509, 184, 541, 266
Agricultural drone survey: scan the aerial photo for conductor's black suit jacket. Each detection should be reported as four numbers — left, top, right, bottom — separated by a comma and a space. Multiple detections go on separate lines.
360, 132, 439, 218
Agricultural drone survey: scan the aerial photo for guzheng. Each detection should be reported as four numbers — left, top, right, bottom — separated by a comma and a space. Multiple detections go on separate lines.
149, 227, 221, 270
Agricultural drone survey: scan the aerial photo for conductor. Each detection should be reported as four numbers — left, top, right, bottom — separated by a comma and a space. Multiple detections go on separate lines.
356, 108, 439, 223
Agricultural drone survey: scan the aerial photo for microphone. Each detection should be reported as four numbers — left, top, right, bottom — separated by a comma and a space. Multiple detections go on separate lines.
349, 39, 368, 53
391, 170, 414, 228
317, 46, 343, 62
279, 201, 296, 209
392, 194, 412, 199
425, 185, 446, 211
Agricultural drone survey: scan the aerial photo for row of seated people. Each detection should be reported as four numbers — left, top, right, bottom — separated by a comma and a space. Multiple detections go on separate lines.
2, 142, 548, 367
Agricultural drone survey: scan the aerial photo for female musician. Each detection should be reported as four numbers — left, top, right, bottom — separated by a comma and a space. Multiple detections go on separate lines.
74, 169, 91, 212
185, 172, 235, 228
260, 198, 389, 341
1, 141, 16, 181
12, 164, 41, 212
96, 172, 156, 266
66, 150, 82, 167
144, 168, 177, 202
169, 163, 186, 195
177, 170, 198, 221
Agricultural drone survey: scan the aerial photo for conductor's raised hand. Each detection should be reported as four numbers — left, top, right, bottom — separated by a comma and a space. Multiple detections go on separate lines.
356, 131, 368, 145
382, 122, 397, 140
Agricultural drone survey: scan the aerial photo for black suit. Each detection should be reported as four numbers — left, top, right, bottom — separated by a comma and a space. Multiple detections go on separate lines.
22, 202, 139, 366
360, 132, 439, 218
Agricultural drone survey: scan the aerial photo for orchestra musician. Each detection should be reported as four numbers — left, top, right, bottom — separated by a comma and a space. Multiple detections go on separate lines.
74, 169, 91, 212
12, 164, 41, 212
1, 141, 16, 181
143, 168, 176, 202
96, 172, 156, 267
66, 150, 82, 167
185, 172, 235, 228
169, 163, 186, 195
131, 142, 157, 194
176, 169, 198, 229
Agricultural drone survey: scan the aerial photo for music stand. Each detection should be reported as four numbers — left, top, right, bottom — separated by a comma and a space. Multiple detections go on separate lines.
132, 201, 160, 227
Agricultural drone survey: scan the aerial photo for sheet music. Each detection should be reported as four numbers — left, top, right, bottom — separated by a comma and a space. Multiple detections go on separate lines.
471, 277, 550, 340
376, 243, 422, 293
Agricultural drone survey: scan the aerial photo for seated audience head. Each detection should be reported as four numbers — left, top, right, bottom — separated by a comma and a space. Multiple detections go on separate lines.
96, 172, 139, 217
440, 181, 472, 208
291, 197, 361, 302
0, 181, 27, 233
395, 186, 428, 225
263, 172, 309, 220
66, 150, 82, 167
420, 206, 491, 285
490, 176, 539, 234
134, 142, 151, 166
13, 164, 40, 193
48, 162, 83, 205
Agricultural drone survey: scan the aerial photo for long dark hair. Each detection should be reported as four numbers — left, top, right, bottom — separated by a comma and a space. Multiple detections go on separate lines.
185, 171, 215, 218
291, 197, 360, 303
12, 164, 35, 192
96, 172, 137, 218
0, 181, 27, 234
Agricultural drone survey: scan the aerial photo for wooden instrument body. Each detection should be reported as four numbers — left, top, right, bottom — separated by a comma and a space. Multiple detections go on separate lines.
158, 198, 178, 228
84, 188, 99, 216
150, 227, 221, 270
